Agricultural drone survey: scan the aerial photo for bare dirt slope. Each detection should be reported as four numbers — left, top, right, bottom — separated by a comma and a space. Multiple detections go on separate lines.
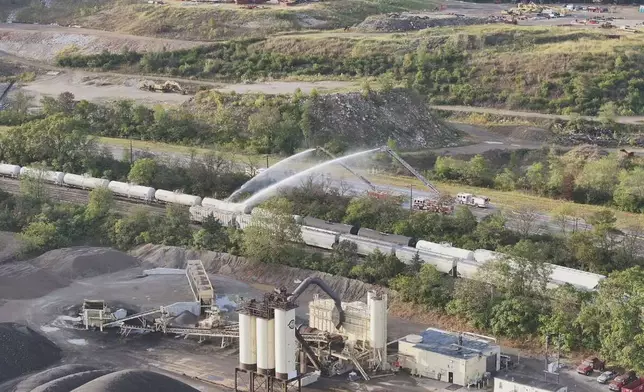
0, 23, 207, 63
131, 244, 384, 302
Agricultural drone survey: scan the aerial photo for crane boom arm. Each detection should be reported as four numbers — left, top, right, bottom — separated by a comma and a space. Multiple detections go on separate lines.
0, 80, 15, 107
316, 147, 377, 191
381, 146, 440, 195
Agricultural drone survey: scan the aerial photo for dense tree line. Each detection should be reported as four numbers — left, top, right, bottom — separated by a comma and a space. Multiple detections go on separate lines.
415, 145, 644, 213
55, 36, 644, 116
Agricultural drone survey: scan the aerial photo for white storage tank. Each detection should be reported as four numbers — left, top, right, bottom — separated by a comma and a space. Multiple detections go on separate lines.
238, 313, 257, 371
274, 308, 297, 380
63, 173, 110, 190
301, 226, 338, 250
0, 164, 21, 178
368, 291, 387, 350
256, 317, 275, 375
155, 189, 202, 206
416, 240, 475, 261
20, 167, 64, 185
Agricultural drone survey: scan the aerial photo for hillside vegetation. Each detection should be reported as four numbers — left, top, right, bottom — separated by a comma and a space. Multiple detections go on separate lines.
59, 25, 644, 116
1, 0, 436, 40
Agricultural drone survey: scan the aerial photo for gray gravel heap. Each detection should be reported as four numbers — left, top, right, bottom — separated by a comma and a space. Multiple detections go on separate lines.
0, 323, 61, 384
15, 364, 99, 392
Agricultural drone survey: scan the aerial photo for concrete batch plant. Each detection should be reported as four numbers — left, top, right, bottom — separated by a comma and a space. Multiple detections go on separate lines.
397, 328, 501, 386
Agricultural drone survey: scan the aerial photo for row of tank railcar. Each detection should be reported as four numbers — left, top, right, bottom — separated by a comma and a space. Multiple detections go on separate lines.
188, 205, 607, 290
0, 164, 205, 206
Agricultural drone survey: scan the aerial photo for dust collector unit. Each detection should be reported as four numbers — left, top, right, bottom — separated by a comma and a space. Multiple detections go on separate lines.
256, 316, 275, 375
239, 313, 257, 371
274, 308, 297, 380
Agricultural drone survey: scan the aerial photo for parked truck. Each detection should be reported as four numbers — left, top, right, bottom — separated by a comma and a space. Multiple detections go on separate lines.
456, 193, 490, 208
577, 357, 605, 376
622, 377, 644, 392
610, 371, 637, 391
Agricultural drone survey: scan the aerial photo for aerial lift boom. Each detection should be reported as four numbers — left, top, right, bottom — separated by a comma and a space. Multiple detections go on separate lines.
316, 147, 377, 191
379, 146, 440, 195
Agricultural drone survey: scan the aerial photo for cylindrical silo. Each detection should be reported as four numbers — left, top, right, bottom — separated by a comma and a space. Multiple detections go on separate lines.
256, 317, 275, 375
238, 313, 257, 371
274, 308, 297, 380
368, 291, 387, 350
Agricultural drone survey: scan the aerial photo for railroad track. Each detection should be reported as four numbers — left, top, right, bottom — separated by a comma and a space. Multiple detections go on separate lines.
0, 177, 167, 217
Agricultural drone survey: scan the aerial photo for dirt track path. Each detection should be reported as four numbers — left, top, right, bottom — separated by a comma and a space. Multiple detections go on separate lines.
430, 104, 644, 125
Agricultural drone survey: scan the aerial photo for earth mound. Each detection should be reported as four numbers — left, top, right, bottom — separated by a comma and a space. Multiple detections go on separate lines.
15, 364, 99, 392
357, 13, 492, 32
71, 369, 199, 392
0, 323, 62, 384
309, 89, 461, 149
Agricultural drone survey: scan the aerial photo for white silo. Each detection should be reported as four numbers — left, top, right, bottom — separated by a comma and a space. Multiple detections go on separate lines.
368, 291, 387, 350
274, 307, 297, 380
239, 313, 257, 371
256, 317, 275, 375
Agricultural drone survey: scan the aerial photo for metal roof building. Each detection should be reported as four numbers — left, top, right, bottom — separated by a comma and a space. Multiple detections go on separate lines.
398, 328, 500, 386
495, 373, 567, 392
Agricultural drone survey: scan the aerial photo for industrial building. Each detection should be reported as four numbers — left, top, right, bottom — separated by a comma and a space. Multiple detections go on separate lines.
397, 328, 500, 386
494, 373, 567, 392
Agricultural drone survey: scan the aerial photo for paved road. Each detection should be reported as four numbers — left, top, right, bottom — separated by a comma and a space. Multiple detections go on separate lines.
431, 105, 644, 125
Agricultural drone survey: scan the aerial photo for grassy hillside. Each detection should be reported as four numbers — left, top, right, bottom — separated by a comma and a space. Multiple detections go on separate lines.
1, 0, 436, 40
58, 25, 644, 116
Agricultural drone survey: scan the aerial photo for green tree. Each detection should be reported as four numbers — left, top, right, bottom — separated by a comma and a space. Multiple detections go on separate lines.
327, 240, 359, 276
539, 285, 589, 352
128, 158, 157, 185
19, 221, 63, 255
614, 168, 644, 212
85, 187, 114, 221
350, 249, 405, 285
157, 204, 193, 246
465, 155, 490, 186
523, 162, 548, 195
575, 157, 620, 204
192, 213, 230, 251
108, 209, 154, 250
390, 264, 453, 309
343, 196, 406, 233
243, 197, 303, 264
490, 297, 539, 338
446, 279, 495, 329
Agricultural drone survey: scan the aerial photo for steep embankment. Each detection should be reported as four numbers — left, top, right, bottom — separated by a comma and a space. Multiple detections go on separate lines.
0, 24, 206, 63
131, 245, 384, 301
190, 88, 462, 150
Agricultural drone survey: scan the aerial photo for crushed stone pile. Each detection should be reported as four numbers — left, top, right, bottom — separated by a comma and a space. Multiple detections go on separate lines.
357, 13, 493, 32
15, 364, 99, 392
71, 369, 199, 392
0, 247, 140, 299
169, 310, 199, 327
0, 323, 62, 384
308, 89, 462, 149
31, 370, 114, 392
131, 245, 385, 302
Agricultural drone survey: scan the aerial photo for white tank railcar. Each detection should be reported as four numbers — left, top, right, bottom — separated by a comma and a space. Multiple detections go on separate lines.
189, 206, 237, 226
416, 240, 475, 261
301, 226, 339, 250
20, 167, 65, 185
455, 260, 481, 279
202, 198, 248, 213
548, 264, 605, 291
339, 234, 396, 257
395, 246, 456, 275
473, 249, 503, 264
63, 173, 110, 190
155, 190, 202, 207
236, 214, 253, 230
108, 181, 155, 201
0, 164, 21, 178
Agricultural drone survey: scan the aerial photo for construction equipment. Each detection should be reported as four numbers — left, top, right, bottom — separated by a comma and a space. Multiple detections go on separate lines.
379, 146, 440, 195
138, 80, 186, 94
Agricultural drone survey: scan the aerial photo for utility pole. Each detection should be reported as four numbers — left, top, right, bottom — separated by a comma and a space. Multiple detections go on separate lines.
265, 154, 269, 169
409, 184, 413, 213
544, 334, 549, 381
130, 138, 133, 165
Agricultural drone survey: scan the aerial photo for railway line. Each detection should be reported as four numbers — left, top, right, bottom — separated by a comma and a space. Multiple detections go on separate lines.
0, 177, 166, 217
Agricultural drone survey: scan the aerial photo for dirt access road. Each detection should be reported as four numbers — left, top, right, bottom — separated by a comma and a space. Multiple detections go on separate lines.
431, 104, 644, 125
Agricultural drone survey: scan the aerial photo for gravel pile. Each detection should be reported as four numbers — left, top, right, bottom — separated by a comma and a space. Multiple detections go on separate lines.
72, 369, 199, 392
0, 323, 61, 384
31, 370, 114, 392
0, 247, 140, 299
169, 310, 199, 327
357, 13, 493, 32
15, 364, 98, 392
32, 247, 140, 280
